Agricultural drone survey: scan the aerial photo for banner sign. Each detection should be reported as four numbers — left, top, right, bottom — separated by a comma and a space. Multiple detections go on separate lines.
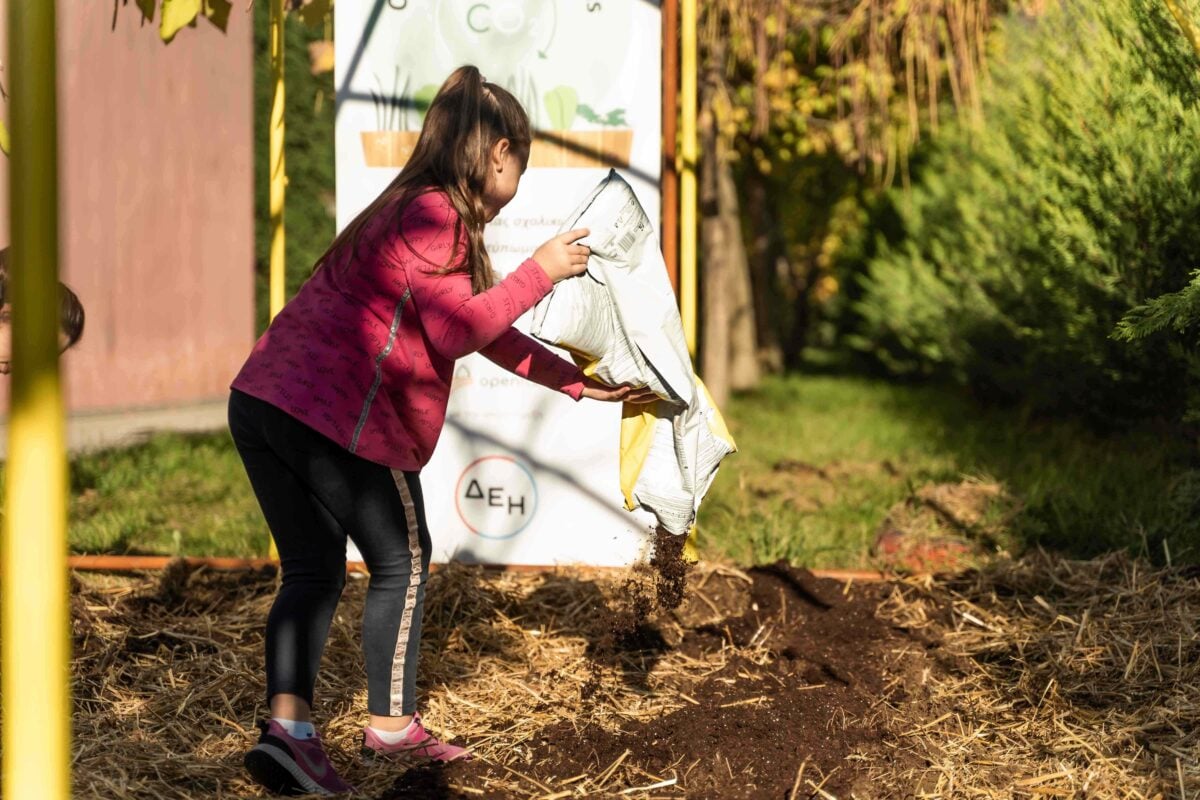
335, 0, 663, 565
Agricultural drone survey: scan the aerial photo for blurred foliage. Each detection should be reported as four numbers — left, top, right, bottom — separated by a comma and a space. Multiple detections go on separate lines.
252, 0, 337, 333
843, 0, 1200, 426
700, 0, 1012, 178
697, 1, 1021, 370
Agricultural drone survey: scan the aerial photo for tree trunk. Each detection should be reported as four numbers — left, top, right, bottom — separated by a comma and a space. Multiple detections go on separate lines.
699, 49, 762, 405
720, 149, 761, 391
699, 66, 730, 409
743, 167, 785, 373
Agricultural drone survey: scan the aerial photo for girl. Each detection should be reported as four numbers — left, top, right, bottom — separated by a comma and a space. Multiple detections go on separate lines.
229, 65, 649, 796
0, 247, 86, 374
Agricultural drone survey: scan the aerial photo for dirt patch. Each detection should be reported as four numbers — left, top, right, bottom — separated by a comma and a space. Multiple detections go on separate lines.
70, 559, 925, 799
754, 459, 903, 512
873, 478, 1021, 572
372, 563, 920, 799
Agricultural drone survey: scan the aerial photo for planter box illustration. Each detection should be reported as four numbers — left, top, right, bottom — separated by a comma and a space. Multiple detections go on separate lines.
529, 130, 633, 169
360, 130, 423, 168
360, 129, 632, 169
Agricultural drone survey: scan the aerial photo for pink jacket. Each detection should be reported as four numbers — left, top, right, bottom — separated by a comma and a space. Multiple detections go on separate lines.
231, 190, 586, 471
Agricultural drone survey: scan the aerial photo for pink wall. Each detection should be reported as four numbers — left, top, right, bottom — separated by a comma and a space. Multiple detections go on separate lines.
0, 2, 255, 414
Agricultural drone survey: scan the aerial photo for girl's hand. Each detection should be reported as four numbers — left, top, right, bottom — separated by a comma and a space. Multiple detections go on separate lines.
533, 229, 591, 283
581, 377, 659, 404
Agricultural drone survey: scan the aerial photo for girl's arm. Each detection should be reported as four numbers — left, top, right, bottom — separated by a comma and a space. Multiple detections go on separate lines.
479, 327, 587, 400
399, 200, 553, 360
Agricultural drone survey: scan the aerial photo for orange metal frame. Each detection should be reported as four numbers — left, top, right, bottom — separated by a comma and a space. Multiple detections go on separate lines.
66, 555, 887, 582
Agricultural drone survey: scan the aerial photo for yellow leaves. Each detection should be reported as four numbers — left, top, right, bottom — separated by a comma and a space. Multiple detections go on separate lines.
159, 0, 201, 42
307, 41, 335, 76
698, 0, 993, 185
812, 274, 839, 304
156, 0, 230, 42
149, 0, 320, 45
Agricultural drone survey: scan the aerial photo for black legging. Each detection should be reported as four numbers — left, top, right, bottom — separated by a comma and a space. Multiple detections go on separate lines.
228, 389, 431, 717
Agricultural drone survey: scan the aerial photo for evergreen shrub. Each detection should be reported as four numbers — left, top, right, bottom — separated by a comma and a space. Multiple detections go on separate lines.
846, 0, 1200, 424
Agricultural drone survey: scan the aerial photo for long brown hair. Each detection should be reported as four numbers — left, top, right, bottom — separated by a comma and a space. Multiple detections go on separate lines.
318, 65, 531, 294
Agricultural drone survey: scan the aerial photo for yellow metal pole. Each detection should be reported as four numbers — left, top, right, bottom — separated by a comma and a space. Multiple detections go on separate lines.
3, 0, 71, 798
679, 0, 700, 557
267, 0, 286, 560
269, 0, 287, 321
679, 0, 698, 357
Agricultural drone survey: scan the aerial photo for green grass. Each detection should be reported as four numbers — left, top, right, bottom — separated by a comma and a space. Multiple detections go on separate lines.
698, 373, 1198, 568
65, 432, 266, 557
26, 374, 1196, 566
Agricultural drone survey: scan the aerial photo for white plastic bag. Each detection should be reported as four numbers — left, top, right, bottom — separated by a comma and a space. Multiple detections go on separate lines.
530, 170, 736, 535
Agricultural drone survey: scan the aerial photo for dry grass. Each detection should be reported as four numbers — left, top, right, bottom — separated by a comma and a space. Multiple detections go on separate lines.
68, 552, 1200, 798
877, 550, 1200, 798
71, 560, 756, 799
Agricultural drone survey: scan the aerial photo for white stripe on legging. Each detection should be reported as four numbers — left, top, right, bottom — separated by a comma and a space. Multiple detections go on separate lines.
389, 470, 424, 716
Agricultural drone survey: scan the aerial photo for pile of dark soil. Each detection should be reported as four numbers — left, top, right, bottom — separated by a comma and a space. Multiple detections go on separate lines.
400, 562, 920, 799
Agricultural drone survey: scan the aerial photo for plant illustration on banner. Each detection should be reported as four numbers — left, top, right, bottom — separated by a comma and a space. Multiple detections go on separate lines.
356, 0, 635, 170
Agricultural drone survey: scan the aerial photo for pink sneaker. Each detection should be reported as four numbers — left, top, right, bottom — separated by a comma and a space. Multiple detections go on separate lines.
244, 719, 355, 796
360, 712, 472, 763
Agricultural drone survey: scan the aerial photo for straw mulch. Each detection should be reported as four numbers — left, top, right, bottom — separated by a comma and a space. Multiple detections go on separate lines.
70, 559, 906, 799
67, 552, 1200, 799
877, 550, 1200, 798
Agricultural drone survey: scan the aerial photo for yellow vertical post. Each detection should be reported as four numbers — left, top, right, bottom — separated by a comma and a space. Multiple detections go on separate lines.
679, 0, 698, 357
269, 0, 287, 321
3, 0, 71, 798
267, 0, 286, 560
679, 0, 700, 558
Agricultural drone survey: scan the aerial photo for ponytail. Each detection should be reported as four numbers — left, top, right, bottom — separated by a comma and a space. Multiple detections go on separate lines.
316, 65, 531, 295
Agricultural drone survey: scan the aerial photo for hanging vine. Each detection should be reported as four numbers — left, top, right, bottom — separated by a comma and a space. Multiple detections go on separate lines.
698, 0, 1052, 182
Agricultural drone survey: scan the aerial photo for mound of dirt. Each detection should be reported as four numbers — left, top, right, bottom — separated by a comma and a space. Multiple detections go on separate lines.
388, 563, 923, 799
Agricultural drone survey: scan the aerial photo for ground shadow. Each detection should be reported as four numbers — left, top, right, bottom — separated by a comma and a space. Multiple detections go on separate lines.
419, 565, 673, 693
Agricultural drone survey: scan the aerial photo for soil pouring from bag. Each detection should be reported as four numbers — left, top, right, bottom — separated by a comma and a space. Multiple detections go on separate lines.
606, 527, 691, 643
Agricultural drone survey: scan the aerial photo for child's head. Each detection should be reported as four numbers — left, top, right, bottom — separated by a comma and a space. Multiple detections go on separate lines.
410, 65, 532, 222
0, 248, 86, 374
324, 65, 531, 294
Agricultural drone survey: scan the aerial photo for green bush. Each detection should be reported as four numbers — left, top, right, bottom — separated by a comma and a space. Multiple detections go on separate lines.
844, 0, 1200, 425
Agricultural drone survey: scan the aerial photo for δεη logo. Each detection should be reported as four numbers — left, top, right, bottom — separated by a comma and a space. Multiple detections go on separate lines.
455, 456, 538, 540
